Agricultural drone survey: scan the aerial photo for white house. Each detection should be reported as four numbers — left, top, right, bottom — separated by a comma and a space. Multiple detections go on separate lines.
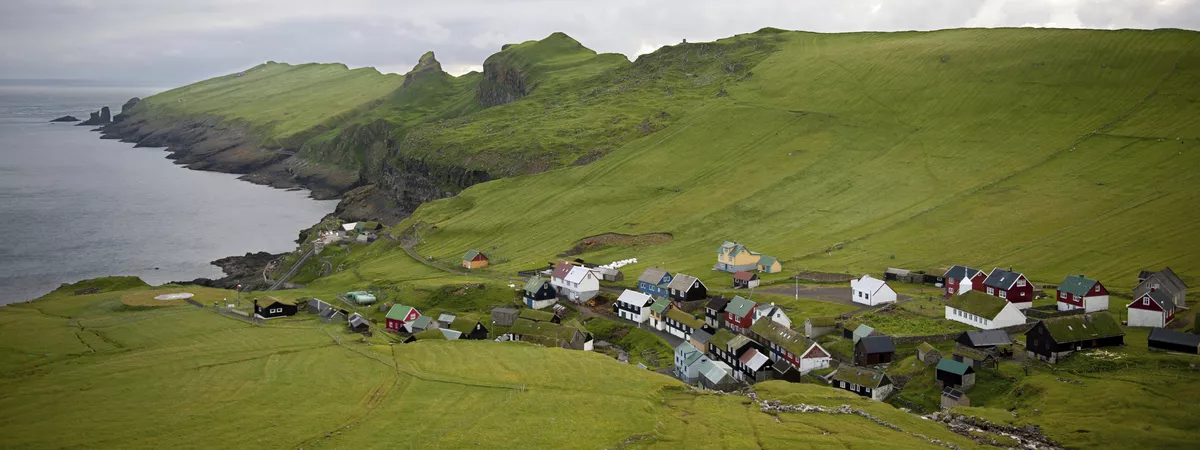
753, 303, 792, 329
1127, 289, 1177, 328
560, 266, 601, 303
549, 261, 574, 292
1056, 274, 1110, 312
615, 290, 654, 323
850, 275, 898, 306
944, 291, 1027, 330
674, 342, 710, 383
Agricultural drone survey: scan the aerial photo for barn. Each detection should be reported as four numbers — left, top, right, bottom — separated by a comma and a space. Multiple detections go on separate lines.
1024, 312, 1124, 363
461, 249, 489, 270
936, 358, 976, 389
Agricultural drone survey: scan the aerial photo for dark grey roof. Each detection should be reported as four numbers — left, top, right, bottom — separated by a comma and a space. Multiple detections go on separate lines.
1148, 328, 1200, 348
961, 330, 1011, 347
491, 307, 519, 327
690, 329, 712, 343
944, 265, 983, 280
706, 296, 729, 311
1136, 288, 1175, 310
667, 273, 704, 292
637, 267, 669, 284
983, 268, 1024, 290
348, 313, 369, 328
858, 335, 895, 354
1135, 268, 1187, 297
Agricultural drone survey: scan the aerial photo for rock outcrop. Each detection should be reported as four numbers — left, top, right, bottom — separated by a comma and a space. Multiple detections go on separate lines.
50, 115, 79, 122
181, 251, 284, 290
112, 97, 140, 124
77, 106, 111, 126
476, 59, 527, 107
403, 51, 444, 87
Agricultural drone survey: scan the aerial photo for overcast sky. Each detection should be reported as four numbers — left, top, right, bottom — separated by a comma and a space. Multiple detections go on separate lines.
2, 0, 1198, 85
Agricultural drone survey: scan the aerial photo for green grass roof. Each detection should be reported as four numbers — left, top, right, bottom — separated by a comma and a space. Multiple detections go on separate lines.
413, 328, 446, 341
1041, 312, 1124, 343
832, 365, 888, 388
945, 291, 1009, 318
917, 342, 937, 354
447, 319, 481, 334
665, 308, 703, 329
518, 308, 557, 322
710, 328, 736, 349
807, 316, 838, 327
751, 319, 814, 358
510, 318, 582, 343
259, 296, 296, 306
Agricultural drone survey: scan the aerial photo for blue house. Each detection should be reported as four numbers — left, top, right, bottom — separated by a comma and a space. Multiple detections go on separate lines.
637, 267, 673, 297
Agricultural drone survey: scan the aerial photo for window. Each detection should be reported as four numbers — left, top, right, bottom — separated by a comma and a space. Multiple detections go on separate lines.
999, 291, 1007, 299
987, 287, 995, 295
1059, 291, 1066, 299
1017, 279, 1026, 287
864, 293, 870, 300
1143, 298, 1150, 306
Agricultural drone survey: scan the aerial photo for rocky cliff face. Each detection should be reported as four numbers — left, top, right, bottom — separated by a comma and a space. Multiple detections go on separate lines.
77, 106, 111, 126
403, 51, 443, 87
475, 60, 527, 107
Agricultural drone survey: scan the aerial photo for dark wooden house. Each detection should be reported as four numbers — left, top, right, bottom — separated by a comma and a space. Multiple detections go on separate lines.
666, 273, 708, 304
704, 297, 730, 329
732, 271, 760, 289
1024, 312, 1124, 363
255, 297, 298, 319
522, 275, 558, 309
854, 335, 895, 366
1148, 328, 1200, 354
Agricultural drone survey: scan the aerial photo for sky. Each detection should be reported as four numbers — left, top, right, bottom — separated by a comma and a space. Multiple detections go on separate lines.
2, 0, 1198, 85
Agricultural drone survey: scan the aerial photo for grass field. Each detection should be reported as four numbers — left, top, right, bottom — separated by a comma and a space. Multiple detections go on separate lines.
0, 283, 989, 449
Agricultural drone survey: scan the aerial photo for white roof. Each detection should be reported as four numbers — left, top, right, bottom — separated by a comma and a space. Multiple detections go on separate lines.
617, 289, 653, 307
565, 266, 598, 283
742, 349, 770, 371
854, 274, 889, 295
341, 223, 357, 231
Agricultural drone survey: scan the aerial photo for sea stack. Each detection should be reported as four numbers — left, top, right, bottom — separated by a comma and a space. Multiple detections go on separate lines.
49, 115, 80, 122
77, 106, 111, 126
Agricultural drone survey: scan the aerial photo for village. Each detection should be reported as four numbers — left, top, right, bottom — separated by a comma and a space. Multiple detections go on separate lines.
244, 232, 1195, 413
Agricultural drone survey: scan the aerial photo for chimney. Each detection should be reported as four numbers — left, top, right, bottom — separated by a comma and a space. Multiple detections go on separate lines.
1150, 287, 1156, 292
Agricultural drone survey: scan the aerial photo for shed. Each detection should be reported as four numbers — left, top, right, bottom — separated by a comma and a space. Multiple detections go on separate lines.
461, 249, 489, 270
348, 313, 370, 333
854, 335, 895, 366
437, 313, 457, 327
850, 324, 880, 343
805, 316, 837, 339
306, 298, 331, 314
941, 387, 970, 410
491, 307, 519, 327
883, 268, 910, 281
1148, 328, 1200, 354
733, 271, 760, 289
956, 330, 1012, 349
319, 307, 346, 323
936, 358, 976, 389
916, 342, 941, 366
952, 347, 997, 370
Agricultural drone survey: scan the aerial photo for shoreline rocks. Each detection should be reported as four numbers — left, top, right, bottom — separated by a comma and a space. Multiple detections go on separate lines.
50, 115, 80, 122
77, 106, 111, 126
175, 251, 284, 290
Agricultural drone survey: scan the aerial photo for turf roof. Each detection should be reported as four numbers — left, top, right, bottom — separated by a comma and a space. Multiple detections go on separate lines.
1040, 312, 1124, 342
518, 308, 557, 322
710, 328, 736, 349
665, 308, 703, 329
751, 319, 815, 358
946, 290, 1009, 318
832, 365, 889, 388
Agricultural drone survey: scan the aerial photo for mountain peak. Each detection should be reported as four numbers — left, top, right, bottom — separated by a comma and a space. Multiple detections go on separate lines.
403, 51, 444, 87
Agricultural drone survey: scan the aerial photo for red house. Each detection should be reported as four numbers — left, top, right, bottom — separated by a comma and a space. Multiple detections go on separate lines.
943, 265, 987, 297
1127, 289, 1177, 328
982, 268, 1033, 309
385, 304, 421, 332
724, 295, 756, 332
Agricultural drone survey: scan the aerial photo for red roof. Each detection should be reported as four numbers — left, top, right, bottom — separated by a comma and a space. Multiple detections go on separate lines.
551, 261, 574, 280
803, 344, 829, 359
733, 271, 756, 281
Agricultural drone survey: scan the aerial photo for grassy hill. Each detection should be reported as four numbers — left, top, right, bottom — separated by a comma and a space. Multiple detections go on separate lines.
389, 27, 1200, 292
0, 283, 982, 449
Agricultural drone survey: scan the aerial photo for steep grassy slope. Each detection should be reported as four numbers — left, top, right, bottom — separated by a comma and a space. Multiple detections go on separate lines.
396, 28, 1200, 291
0, 285, 979, 449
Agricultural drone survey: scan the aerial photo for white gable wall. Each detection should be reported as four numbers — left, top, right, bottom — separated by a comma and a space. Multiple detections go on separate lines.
851, 275, 897, 306
1127, 307, 1166, 328
944, 302, 1026, 330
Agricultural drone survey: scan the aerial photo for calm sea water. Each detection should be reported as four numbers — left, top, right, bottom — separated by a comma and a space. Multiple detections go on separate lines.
0, 85, 337, 304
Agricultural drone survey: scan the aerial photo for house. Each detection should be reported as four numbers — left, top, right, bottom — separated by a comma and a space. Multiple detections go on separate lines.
674, 342, 710, 382
461, 250, 489, 269
850, 324, 881, 343
508, 318, 593, 351
753, 303, 792, 328
1024, 312, 1125, 363
981, 268, 1033, 309
355, 232, 377, 244
689, 329, 713, 353
346, 291, 377, 305
1056, 274, 1109, 312
445, 318, 489, 340
804, 316, 837, 339
737, 348, 774, 383
518, 308, 561, 324
936, 358, 976, 389
757, 256, 782, 273
917, 342, 941, 366
850, 274, 897, 306
1127, 288, 1177, 328
385, 304, 421, 333
320, 308, 347, 324
664, 307, 704, 340
943, 265, 987, 297
1148, 328, 1200, 354
956, 329, 1012, 351
704, 297, 730, 329
594, 267, 624, 282
636, 267, 673, 297
550, 261, 576, 291
944, 291, 1027, 330
696, 360, 738, 391
952, 347, 997, 370
666, 273, 707, 304
409, 315, 437, 333
646, 297, 670, 330
829, 365, 893, 401
306, 298, 331, 314
254, 297, 298, 319
560, 266, 601, 303
355, 221, 382, 233
724, 296, 756, 333
941, 387, 970, 410
750, 319, 832, 374
1136, 267, 1187, 308
348, 313, 370, 333
523, 276, 558, 310
716, 241, 761, 272
614, 289, 654, 324
707, 328, 739, 364
733, 271, 760, 289
437, 314, 457, 328
491, 307, 519, 328
854, 335, 895, 366
715, 334, 770, 382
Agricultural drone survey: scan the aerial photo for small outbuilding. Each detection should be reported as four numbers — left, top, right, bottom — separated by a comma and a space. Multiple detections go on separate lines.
916, 342, 941, 366
850, 275, 897, 306
348, 313, 370, 333
491, 307, 519, 328
320, 308, 347, 324
733, 271, 760, 289
1148, 328, 1200, 354
805, 316, 837, 339
306, 298, 331, 314
936, 358, 976, 389
829, 365, 893, 401
461, 250, 489, 270
941, 387, 970, 410
854, 335, 895, 366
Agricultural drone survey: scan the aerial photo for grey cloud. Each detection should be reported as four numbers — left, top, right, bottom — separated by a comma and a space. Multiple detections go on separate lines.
0, 0, 1196, 84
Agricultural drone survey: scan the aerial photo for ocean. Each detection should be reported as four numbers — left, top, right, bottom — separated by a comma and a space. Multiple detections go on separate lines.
0, 84, 338, 304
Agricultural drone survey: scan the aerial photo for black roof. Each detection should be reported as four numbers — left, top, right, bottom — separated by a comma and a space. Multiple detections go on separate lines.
706, 296, 730, 311
944, 265, 983, 280
1148, 328, 1200, 348
942, 386, 966, 400
983, 268, 1024, 290
858, 335, 895, 354
960, 330, 1011, 347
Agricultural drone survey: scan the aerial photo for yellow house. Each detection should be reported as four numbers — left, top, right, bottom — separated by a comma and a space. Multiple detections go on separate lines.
461, 249, 489, 269
717, 242, 761, 273
756, 256, 782, 274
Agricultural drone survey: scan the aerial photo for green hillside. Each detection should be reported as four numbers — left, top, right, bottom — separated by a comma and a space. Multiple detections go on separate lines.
0, 285, 980, 449
391, 27, 1200, 291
